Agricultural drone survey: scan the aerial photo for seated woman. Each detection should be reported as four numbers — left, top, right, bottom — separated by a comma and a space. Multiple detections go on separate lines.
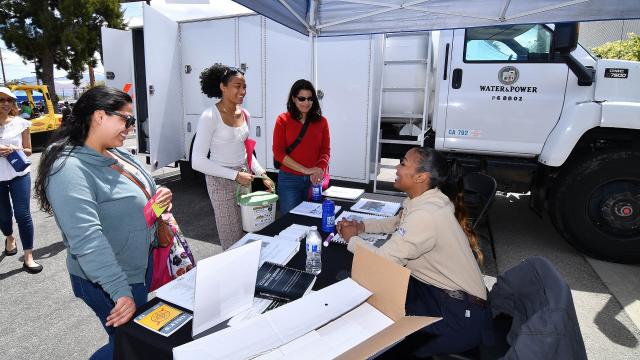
337, 147, 491, 358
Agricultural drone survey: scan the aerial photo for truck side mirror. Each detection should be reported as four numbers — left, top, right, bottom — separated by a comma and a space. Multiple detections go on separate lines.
552, 23, 579, 55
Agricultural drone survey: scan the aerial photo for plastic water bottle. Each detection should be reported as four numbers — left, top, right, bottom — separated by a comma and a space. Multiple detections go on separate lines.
322, 199, 336, 233
305, 226, 322, 275
311, 183, 323, 202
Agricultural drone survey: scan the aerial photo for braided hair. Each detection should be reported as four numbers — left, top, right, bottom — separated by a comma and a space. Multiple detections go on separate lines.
413, 147, 484, 267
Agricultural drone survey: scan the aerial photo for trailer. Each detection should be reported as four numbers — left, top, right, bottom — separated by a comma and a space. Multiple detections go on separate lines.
102, 3, 640, 262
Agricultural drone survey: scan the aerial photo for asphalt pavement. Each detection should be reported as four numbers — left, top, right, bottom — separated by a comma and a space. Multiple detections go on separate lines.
0, 150, 638, 360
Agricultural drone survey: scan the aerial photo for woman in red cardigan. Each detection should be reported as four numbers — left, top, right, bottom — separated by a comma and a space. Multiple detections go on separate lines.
273, 79, 330, 215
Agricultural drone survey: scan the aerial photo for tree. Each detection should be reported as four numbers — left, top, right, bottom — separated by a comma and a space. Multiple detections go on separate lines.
0, 0, 125, 102
591, 33, 640, 62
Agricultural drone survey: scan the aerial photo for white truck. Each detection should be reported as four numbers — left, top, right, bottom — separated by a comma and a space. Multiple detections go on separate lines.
102, 5, 639, 263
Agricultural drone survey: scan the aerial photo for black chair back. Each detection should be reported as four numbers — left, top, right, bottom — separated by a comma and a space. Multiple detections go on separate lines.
463, 172, 498, 229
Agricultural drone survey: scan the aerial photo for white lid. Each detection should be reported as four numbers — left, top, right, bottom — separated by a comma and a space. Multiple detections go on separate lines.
310, 226, 317, 230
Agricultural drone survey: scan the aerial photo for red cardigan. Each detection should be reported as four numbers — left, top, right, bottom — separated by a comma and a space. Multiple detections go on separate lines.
272, 112, 330, 176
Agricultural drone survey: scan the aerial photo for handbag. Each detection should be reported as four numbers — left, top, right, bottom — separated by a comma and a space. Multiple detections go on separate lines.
109, 155, 196, 291
274, 118, 310, 169
7, 149, 32, 172
149, 213, 196, 291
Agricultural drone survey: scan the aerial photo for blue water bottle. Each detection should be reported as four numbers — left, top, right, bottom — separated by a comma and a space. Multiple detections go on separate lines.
311, 183, 323, 202
322, 199, 336, 233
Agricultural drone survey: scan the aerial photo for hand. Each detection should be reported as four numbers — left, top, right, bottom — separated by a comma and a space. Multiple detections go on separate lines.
154, 187, 173, 211
306, 167, 324, 184
337, 219, 364, 242
262, 176, 275, 193
0, 145, 16, 157
106, 296, 136, 327
235, 172, 254, 186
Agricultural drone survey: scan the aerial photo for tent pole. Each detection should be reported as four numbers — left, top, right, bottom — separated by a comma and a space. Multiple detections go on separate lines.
310, 0, 317, 84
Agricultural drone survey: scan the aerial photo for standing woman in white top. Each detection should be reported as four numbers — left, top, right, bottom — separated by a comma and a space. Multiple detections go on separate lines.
0, 87, 42, 273
192, 64, 274, 250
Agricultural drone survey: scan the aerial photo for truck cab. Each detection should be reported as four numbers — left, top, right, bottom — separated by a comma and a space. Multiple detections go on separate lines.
433, 24, 639, 263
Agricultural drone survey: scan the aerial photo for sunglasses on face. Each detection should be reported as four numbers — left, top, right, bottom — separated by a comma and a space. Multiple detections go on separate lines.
295, 96, 314, 102
106, 111, 136, 129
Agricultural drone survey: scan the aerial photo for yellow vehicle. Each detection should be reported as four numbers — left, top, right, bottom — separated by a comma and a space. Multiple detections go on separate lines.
8, 84, 62, 146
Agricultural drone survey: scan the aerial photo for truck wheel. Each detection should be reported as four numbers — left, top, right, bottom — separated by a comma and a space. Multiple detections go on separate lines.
550, 150, 640, 263
179, 136, 204, 183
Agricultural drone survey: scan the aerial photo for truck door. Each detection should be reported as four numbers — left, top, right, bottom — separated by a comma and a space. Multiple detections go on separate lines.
101, 27, 135, 113
143, 4, 185, 170
444, 25, 568, 155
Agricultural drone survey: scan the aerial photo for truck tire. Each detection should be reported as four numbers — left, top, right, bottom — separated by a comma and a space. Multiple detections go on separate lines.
549, 150, 640, 263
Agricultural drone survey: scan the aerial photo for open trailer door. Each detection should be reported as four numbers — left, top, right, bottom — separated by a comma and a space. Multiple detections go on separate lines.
143, 4, 185, 170
101, 27, 135, 113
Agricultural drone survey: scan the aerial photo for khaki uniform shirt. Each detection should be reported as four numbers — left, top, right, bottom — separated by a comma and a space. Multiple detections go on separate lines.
347, 188, 487, 300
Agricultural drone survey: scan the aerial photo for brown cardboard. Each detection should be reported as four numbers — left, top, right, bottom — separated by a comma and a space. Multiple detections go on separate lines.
351, 244, 411, 321
336, 245, 440, 359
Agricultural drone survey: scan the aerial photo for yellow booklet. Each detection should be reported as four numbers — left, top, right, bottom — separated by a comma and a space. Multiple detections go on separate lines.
134, 301, 192, 336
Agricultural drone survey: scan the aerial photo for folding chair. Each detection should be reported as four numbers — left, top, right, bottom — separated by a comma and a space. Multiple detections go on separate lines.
463, 172, 498, 262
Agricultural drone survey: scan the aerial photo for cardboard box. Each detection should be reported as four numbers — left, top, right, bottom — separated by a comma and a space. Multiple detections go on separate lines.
336, 245, 440, 359
173, 245, 440, 359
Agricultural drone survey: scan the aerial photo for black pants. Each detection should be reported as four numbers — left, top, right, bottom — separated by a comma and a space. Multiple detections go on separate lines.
379, 277, 493, 359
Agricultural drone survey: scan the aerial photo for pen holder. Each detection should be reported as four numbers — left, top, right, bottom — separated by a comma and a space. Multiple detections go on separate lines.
6, 150, 31, 172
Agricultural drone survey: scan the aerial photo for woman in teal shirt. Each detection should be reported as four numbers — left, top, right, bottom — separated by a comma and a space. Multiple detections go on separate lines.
34, 86, 173, 360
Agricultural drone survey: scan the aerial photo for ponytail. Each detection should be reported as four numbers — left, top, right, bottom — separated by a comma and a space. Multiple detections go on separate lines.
413, 148, 484, 267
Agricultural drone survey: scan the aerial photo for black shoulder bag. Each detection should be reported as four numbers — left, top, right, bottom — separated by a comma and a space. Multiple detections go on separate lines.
274, 119, 311, 169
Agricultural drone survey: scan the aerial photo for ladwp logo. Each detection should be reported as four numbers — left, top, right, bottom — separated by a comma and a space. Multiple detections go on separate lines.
498, 66, 519, 85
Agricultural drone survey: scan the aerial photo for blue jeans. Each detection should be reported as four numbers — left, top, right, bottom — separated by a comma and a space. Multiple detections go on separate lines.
277, 171, 311, 215
0, 173, 34, 250
70, 274, 149, 360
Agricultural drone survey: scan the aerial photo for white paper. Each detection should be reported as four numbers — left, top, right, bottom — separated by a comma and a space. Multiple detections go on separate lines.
192, 240, 261, 337
351, 198, 401, 217
227, 297, 275, 327
256, 303, 394, 359
333, 211, 389, 245
230, 233, 300, 266
289, 201, 342, 218
154, 268, 197, 311
322, 186, 365, 200
174, 278, 372, 360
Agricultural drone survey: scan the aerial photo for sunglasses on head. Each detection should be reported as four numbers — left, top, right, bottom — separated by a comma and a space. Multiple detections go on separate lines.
295, 96, 314, 102
223, 66, 245, 77
106, 111, 136, 129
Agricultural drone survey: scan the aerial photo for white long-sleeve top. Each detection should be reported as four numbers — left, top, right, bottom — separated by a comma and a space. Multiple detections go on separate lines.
192, 105, 265, 180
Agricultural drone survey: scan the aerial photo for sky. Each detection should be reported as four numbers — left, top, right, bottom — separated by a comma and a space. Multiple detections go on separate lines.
0, 0, 251, 84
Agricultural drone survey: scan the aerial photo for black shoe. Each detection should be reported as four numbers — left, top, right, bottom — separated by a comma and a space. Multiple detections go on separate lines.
4, 238, 17, 256
23, 262, 43, 274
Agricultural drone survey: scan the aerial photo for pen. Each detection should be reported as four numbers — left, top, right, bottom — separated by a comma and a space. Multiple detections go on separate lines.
323, 233, 335, 247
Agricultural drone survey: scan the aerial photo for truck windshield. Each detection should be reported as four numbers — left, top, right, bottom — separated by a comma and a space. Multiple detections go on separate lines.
465, 24, 554, 62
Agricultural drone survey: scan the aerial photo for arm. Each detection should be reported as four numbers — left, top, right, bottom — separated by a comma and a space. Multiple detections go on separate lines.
191, 109, 238, 180
347, 210, 436, 266
20, 128, 32, 156
47, 164, 132, 302
362, 214, 401, 234
250, 153, 266, 176
315, 118, 330, 172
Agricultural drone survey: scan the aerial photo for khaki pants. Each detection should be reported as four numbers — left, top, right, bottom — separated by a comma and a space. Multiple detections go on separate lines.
205, 175, 245, 250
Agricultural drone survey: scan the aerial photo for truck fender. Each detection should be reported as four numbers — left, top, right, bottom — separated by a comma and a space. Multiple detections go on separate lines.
539, 102, 601, 167
600, 102, 640, 129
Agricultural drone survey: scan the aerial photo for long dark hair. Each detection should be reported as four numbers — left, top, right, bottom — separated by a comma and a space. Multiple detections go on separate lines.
199, 63, 244, 98
286, 79, 322, 122
34, 86, 133, 215
413, 147, 484, 267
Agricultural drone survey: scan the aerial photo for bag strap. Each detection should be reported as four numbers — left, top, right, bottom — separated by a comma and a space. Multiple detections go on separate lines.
285, 119, 311, 154
110, 160, 152, 200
